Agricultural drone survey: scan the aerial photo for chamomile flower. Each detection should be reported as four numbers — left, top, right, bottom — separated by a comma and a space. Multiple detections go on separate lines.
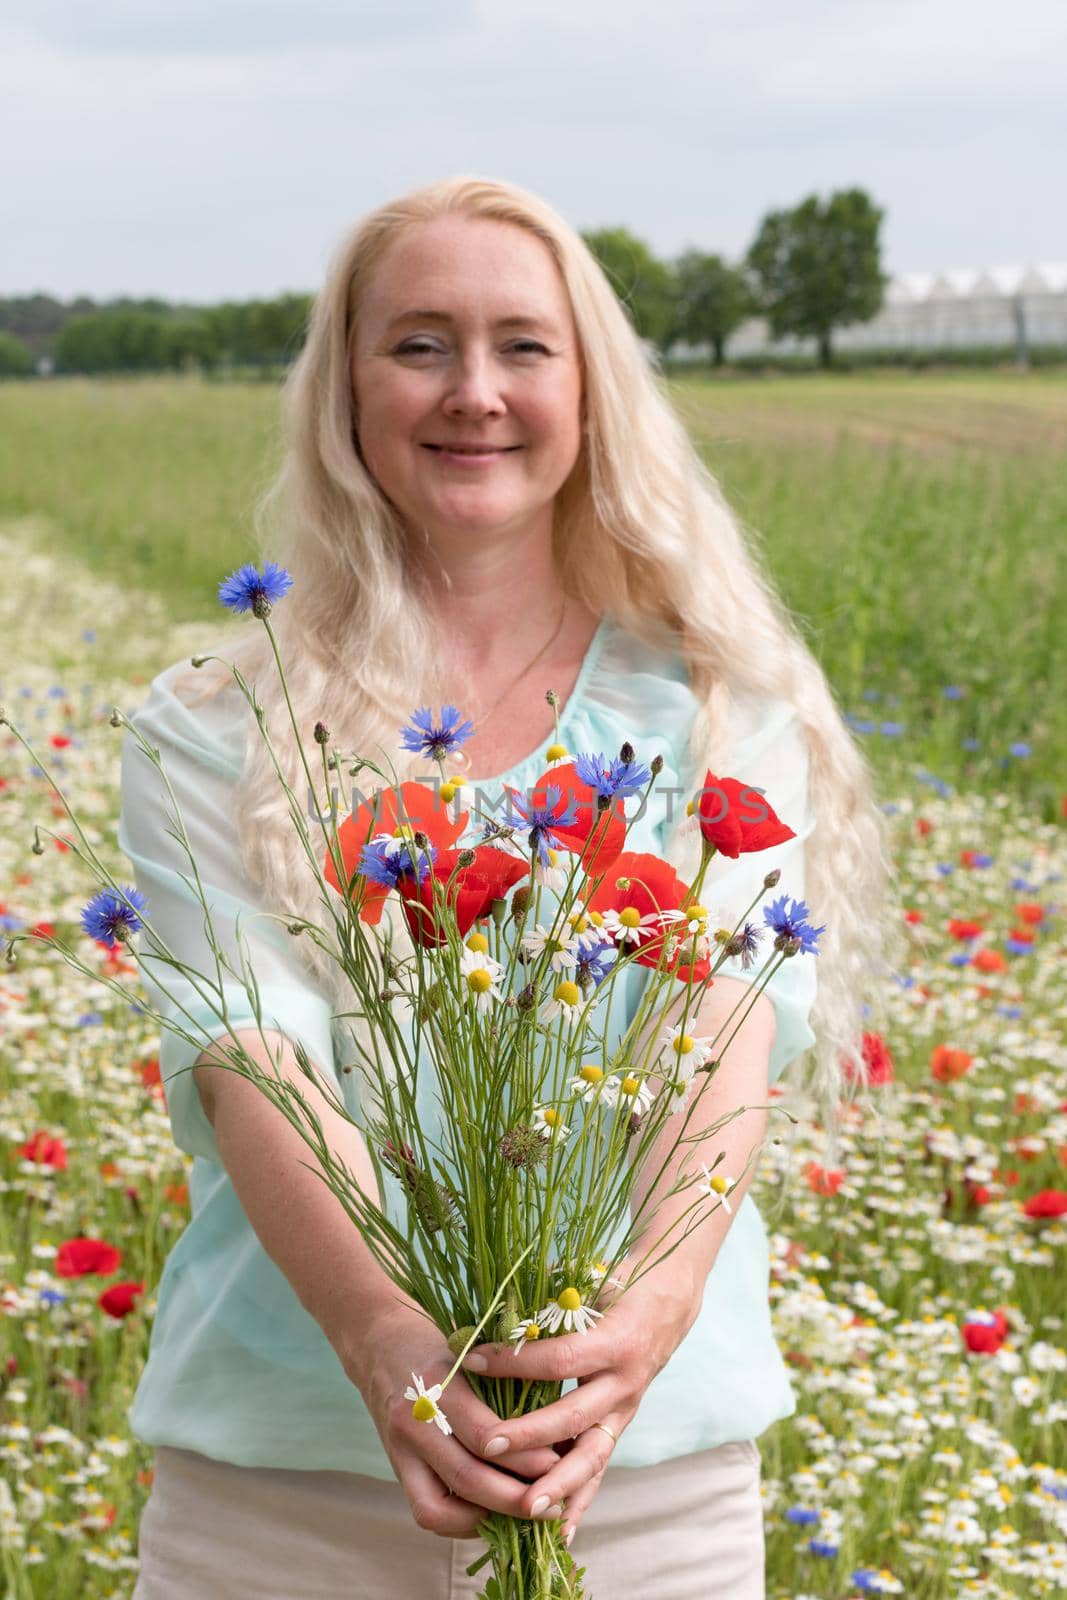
541, 978, 587, 1027
566, 906, 608, 952
522, 923, 579, 972
570, 1063, 608, 1103
459, 947, 505, 1013
599, 904, 680, 950
533, 846, 568, 890
696, 1164, 738, 1215
538, 1286, 603, 1336
404, 1374, 452, 1435
601, 1073, 654, 1115
661, 1024, 716, 1076
510, 1317, 544, 1353
532, 1105, 570, 1140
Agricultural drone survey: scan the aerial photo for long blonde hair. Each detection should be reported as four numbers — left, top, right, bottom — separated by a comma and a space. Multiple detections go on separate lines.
178, 175, 900, 1143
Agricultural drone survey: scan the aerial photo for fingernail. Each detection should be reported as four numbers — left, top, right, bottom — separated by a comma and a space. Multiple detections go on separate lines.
484, 1436, 510, 1458
530, 1495, 552, 1515
464, 1354, 487, 1372
543, 1502, 563, 1520
564, 1526, 575, 1547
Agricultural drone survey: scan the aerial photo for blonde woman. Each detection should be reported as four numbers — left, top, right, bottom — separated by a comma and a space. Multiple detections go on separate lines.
125, 177, 891, 1599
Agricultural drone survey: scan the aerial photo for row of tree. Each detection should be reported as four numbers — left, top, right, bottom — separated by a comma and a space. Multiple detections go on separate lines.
0, 188, 886, 376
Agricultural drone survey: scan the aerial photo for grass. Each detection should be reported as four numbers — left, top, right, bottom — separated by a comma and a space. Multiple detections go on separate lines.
1, 371, 1063, 816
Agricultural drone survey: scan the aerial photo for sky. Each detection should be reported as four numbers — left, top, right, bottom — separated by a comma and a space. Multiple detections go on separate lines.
3, 0, 1065, 302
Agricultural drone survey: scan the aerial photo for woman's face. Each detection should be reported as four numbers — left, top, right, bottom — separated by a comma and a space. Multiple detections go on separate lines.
350, 215, 583, 546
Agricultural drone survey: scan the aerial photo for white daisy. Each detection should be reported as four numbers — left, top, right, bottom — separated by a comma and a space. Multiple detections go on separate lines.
509, 1317, 545, 1353
696, 1164, 738, 1215
404, 1373, 452, 1435
531, 1104, 570, 1140
541, 977, 587, 1027
521, 923, 579, 972
600, 904, 681, 950
566, 907, 609, 953
458, 947, 505, 1014
533, 847, 567, 890
600, 1073, 654, 1116
569, 1063, 608, 1102
661, 1024, 716, 1080
538, 1287, 604, 1336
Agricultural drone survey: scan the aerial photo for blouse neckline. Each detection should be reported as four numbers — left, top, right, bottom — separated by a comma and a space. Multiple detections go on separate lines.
464, 612, 613, 786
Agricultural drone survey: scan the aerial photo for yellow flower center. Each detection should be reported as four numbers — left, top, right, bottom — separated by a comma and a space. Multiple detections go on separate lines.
466, 932, 489, 953
619, 906, 641, 929
686, 799, 696, 817
467, 968, 493, 994
621, 1075, 641, 1097
709, 1175, 730, 1195
411, 1396, 437, 1422
569, 911, 588, 933
525, 1322, 542, 1340
546, 743, 568, 762
557, 1287, 582, 1312
554, 980, 580, 1006
392, 822, 417, 842
546, 847, 558, 866
674, 1034, 695, 1056
579, 1064, 604, 1084
542, 1108, 561, 1128
588, 910, 603, 927
439, 782, 457, 803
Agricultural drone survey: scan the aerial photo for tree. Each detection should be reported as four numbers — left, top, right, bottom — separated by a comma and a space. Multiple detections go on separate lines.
671, 251, 752, 366
581, 227, 677, 354
746, 188, 887, 368
0, 330, 34, 376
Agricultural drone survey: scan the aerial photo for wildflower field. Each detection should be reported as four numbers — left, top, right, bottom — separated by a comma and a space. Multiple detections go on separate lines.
0, 373, 1064, 1598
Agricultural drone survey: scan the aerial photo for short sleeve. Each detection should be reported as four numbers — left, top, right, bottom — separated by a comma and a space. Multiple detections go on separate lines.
118, 663, 340, 1163
669, 694, 818, 1087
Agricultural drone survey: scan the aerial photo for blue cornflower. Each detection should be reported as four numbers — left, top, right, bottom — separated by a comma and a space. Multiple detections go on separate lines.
948, 952, 971, 967
400, 705, 475, 763
763, 894, 826, 956
850, 718, 876, 735
78, 1012, 104, 1027
968, 852, 993, 869
935, 863, 955, 876
575, 940, 617, 989
218, 561, 293, 617
47, 686, 67, 699
1005, 938, 1033, 956
862, 688, 881, 702
997, 1004, 1023, 1018
879, 721, 905, 737
80, 886, 148, 948
573, 751, 651, 801
785, 1506, 820, 1526
852, 1571, 893, 1594
943, 685, 965, 700
730, 922, 762, 970
357, 836, 436, 889
1042, 1479, 1067, 1501
40, 1288, 66, 1307
961, 737, 981, 752
881, 802, 900, 815
503, 785, 578, 868
1010, 876, 1032, 891
0, 913, 22, 933
808, 1538, 839, 1558
82, 629, 97, 643
1008, 741, 1031, 758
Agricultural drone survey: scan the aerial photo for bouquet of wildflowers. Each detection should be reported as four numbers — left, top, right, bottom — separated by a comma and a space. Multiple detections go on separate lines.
3, 564, 825, 1600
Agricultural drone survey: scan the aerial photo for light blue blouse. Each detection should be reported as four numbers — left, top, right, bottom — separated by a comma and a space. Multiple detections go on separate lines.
120, 614, 817, 1475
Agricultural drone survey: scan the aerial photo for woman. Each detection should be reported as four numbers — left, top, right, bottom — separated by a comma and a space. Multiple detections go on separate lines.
124, 177, 890, 1598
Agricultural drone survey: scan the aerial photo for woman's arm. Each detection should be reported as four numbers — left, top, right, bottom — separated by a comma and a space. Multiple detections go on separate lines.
196, 1031, 566, 1538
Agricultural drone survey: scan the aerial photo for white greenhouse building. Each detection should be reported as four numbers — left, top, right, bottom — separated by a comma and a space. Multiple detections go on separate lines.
722, 263, 1067, 360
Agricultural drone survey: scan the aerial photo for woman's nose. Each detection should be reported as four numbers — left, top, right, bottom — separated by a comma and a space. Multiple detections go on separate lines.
442, 352, 506, 417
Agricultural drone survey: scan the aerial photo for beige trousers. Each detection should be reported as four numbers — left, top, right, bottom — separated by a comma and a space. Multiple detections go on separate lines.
133, 1439, 765, 1599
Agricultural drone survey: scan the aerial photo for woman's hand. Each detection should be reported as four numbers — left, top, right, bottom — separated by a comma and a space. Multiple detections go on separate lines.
460, 1260, 704, 1543
337, 1302, 565, 1539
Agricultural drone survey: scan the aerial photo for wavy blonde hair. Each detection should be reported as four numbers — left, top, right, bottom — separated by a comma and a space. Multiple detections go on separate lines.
178, 175, 901, 1148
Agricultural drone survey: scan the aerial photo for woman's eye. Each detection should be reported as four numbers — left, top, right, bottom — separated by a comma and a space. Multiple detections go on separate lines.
394, 338, 442, 357
508, 340, 549, 356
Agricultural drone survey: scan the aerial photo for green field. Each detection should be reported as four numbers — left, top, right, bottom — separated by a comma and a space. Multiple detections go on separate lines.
2, 372, 1063, 815
1, 374, 1064, 1599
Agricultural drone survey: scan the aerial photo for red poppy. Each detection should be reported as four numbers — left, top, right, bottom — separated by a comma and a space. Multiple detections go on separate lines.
1014, 903, 1044, 926
1022, 1189, 1067, 1220
16, 1132, 68, 1170
1008, 927, 1035, 945
903, 908, 923, 924
844, 1032, 895, 1087
56, 1237, 122, 1277
694, 770, 795, 859
930, 1045, 973, 1082
583, 850, 710, 982
961, 1309, 1009, 1355
804, 1161, 845, 1196
947, 919, 984, 940
507, 760, 627, 878
964, 1179, 991, 1208
398, 846, 529, 948
959, 849, 987, 867
29, 922, 55, 941
971, 949, 1006, 974
163, 1182, 189, 1207
916, 817, 933, 837
98, 1282, 144, 1319
324, 782, 468, 925
49, 734, 72, 749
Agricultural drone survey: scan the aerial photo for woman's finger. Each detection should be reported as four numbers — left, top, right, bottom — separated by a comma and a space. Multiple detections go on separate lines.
470, 1375, 618, 1458
493, 1446, 562, 1479
518, 1417, 627, 1522
398, 1451, 487, 1540
464, 1326, 616, 1384
559, 1462, 607, 1545
402, 1417, 563, 1523
440, 1374, 561, 1478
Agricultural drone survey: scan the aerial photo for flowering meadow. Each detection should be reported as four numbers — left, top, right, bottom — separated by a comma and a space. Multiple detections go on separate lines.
1, 375, 1065, 1598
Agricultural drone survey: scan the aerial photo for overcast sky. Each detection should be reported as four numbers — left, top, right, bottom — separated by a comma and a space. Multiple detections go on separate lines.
3, 0, 1065, 302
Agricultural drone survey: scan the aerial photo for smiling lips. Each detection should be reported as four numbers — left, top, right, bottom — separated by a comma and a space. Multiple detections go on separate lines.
423, 443, 520, 458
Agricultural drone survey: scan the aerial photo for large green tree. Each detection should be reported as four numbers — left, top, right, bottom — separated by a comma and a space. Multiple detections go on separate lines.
671, 251, 751, 366
581, 227, 677, 354
0, 330, 35, 376
746, 188, 887, 368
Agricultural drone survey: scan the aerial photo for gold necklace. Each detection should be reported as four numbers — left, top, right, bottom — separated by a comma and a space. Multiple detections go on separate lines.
449, 596, 567, 773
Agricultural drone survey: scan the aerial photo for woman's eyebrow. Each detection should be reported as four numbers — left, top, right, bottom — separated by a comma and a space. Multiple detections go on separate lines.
384, 310, 559, 335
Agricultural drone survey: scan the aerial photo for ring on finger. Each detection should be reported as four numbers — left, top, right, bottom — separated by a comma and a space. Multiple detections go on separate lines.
593, 1422, 617, 1447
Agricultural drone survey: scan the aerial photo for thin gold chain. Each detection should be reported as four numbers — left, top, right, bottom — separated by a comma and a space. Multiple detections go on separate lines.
450, 596, 567, 766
